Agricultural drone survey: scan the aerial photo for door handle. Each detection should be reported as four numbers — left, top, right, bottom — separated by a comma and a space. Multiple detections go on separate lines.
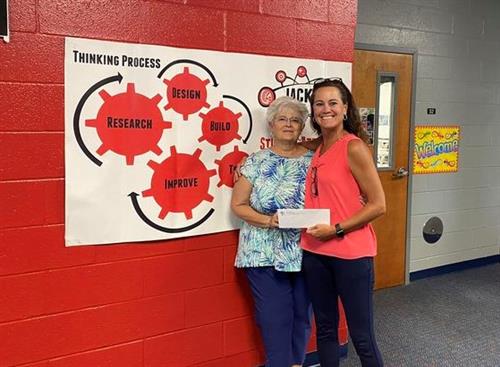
392, 167, 409, 179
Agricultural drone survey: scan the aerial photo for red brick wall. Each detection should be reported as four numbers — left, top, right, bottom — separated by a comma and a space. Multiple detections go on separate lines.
0, 1, 356, 366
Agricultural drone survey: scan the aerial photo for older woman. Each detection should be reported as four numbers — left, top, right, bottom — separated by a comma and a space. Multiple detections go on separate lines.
231, 96, 313, 367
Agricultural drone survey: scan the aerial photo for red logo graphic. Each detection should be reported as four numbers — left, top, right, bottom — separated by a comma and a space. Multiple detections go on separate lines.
257, 65, 324, 107
86, 83, 172, 165
163, 67, 210, 120
198, 101, 242, 151
214, 146, 248, 188
142, 146, 216, 219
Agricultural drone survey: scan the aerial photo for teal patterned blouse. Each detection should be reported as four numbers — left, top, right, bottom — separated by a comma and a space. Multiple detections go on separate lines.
234, 148, 313, 272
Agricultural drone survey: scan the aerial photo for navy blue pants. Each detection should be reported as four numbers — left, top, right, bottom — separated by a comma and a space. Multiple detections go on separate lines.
302, 251, 383, 367
245, 267, 313, 367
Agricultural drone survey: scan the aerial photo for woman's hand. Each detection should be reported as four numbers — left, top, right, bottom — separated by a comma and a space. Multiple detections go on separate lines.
306, 224, 335, 241
232, 156, 248, 183
268, 213, 279, 228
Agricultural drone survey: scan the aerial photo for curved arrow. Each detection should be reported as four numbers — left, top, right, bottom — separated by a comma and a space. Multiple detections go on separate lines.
223, 94, 253, 143
157, 59, 218, 87
73, 72, 123, 166
128, 192, 215, 233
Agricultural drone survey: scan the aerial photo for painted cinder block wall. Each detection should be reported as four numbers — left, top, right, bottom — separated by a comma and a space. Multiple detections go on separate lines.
0, 1, 357, 366
356, 0, 500, 272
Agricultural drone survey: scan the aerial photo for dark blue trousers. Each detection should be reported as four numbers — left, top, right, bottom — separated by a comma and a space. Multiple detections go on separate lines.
245, 267, 313, 367
302, 251, 383, 367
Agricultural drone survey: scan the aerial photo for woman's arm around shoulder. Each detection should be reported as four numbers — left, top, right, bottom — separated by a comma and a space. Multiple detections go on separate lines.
230, 176, 278, 228
299, 136, 322, 151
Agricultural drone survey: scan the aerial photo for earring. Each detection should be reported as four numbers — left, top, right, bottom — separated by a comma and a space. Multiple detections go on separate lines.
343, 114, 347, 121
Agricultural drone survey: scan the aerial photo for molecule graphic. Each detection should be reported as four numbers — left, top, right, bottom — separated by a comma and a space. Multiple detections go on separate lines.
163, 67, 210, 120
85, 83, 172, 165
258, 65, 332, 107
142, 146, 217, 220
198, 101, 242, 151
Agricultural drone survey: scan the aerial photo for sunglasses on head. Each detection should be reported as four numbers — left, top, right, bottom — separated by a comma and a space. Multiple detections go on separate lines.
312, 77, 344, 90
312, 77, 343, 88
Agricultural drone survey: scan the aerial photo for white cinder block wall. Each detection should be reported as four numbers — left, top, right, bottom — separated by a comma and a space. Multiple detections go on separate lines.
355, 0, 500, 272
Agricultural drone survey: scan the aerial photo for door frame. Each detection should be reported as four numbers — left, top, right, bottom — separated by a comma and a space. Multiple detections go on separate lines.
355, 43, 418, 285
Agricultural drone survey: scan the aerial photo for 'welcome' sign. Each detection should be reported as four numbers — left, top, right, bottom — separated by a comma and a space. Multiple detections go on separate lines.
413, 125, 460, 174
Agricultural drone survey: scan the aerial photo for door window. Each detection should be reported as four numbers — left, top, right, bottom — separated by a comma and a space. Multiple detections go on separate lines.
375, 73, 397, 169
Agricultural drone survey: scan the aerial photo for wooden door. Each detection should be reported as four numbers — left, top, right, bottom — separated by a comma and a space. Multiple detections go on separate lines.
353, 49, 413, 289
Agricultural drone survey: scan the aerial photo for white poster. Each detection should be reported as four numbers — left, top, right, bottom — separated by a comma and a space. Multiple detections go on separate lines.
65, 37, 352, 246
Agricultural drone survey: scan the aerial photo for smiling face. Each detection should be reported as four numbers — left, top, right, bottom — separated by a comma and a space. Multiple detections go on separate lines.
312, 86, 348, 133
270, 106, 305, 143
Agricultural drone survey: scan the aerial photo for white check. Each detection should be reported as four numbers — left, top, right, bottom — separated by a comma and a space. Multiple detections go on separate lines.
277, 209, 330, 229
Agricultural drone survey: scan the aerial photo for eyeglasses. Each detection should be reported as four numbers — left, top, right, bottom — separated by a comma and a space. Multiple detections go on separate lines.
311, 166, 319, 197
312, 77, 343, 86
274, 116, 303, 125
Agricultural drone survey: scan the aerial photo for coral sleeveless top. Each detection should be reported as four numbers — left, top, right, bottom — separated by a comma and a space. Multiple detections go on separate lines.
300, 134, 377, 259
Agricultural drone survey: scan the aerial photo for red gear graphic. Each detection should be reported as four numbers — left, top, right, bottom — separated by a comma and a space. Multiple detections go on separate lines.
86, 83, 172, 165
142, 146, 216, 220
198, 101, 242, 151
163, 67, 210, 120
214, 146, 248, 188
